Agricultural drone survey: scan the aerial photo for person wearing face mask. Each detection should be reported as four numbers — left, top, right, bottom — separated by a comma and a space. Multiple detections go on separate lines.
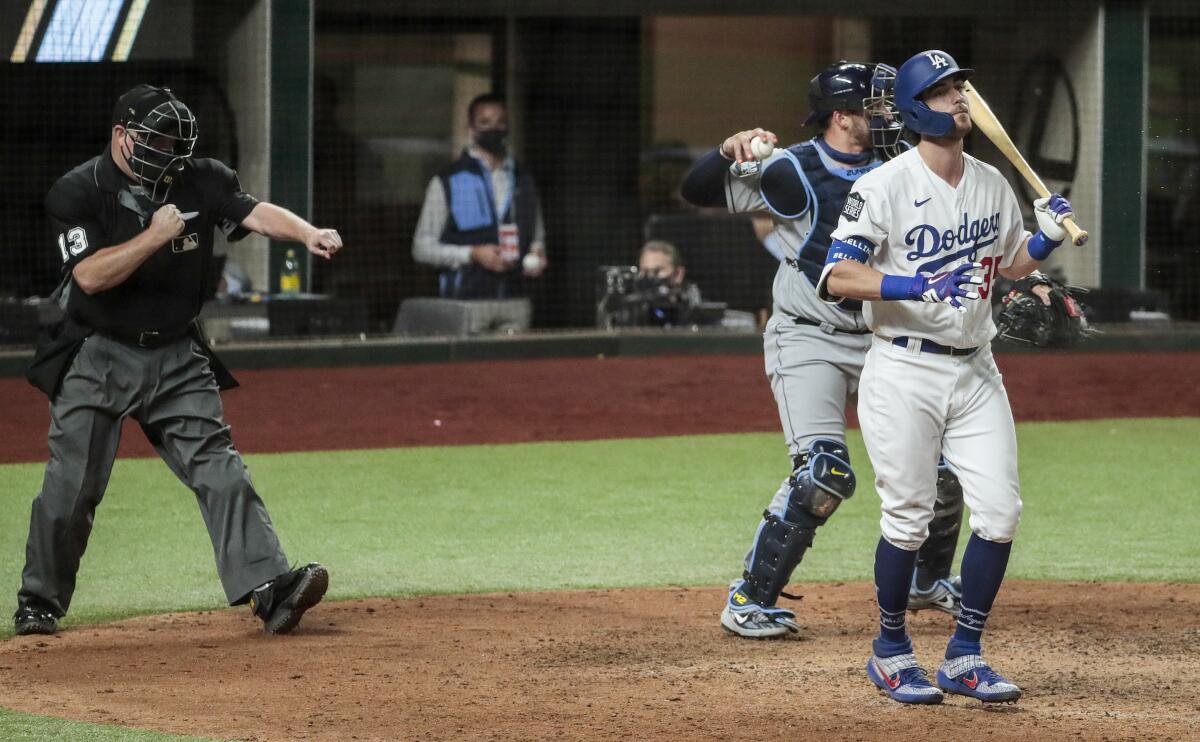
412, 93, 548, 300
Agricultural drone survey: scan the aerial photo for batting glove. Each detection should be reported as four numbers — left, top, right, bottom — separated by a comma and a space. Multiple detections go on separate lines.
920, 263, 984, 311
880, 262, 984, 313
1033, 194, 1072, 243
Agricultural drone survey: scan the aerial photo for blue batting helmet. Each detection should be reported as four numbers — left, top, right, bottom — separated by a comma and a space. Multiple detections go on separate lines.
893, 50, 973, 137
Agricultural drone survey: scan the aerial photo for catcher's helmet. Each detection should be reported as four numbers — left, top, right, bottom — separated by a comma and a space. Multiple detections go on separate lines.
804, 61, 905, 160
112, 84, 197, 203
894, 50, 973, 137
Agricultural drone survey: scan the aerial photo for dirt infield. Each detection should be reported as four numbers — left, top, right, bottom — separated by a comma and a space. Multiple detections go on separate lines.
1, 351, 1198, 740
1, 583, 1197, 741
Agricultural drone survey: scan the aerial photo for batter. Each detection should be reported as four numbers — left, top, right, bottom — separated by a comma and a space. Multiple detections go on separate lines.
819, 50, 1075, 704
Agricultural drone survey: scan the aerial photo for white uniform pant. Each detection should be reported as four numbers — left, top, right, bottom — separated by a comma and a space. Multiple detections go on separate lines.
858, 337, 1021, 551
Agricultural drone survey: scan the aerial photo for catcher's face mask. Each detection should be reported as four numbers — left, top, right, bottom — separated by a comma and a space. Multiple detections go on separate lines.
865, 63, 905, 160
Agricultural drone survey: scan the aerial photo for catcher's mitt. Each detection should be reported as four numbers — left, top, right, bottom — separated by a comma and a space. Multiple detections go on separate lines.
997, 272, 1096, 348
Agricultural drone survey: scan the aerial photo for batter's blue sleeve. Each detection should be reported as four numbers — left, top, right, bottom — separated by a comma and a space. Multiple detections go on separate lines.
817, 235, 876, 304
680, 148, 730, 208
826, 236, 874, 265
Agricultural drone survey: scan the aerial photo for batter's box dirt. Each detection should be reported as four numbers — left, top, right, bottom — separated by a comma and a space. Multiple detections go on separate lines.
1, 581, 1197, 741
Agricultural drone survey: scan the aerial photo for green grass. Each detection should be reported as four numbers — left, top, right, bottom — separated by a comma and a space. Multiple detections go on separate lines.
0, 709, 216, 741
1, 417, 1196, 637
0, 417, 1197, 740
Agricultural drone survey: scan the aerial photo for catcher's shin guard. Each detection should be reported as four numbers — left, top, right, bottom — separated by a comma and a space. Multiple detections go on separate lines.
741, 439, 856, 606
915, 458, 964, 589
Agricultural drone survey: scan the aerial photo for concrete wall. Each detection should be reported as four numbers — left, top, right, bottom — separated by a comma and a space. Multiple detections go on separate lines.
647, 16, 835, 151
970, 0, 1103, 287
224, 1, 272, 292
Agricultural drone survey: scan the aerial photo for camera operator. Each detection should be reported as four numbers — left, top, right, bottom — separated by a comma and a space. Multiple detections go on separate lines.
637, 240, 703, 311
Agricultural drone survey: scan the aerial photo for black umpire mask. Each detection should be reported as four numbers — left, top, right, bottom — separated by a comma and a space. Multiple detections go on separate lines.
475, 127, 508, 157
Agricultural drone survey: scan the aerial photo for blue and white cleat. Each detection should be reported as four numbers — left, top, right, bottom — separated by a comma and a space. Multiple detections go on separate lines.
719, 580, 799, 638
867, 652, 944, 704
936, 654, 1022, 703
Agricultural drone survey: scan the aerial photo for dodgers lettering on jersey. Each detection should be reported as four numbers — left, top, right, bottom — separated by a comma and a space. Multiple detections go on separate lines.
827, 148, 1030, 347
904, 210, 1000, 274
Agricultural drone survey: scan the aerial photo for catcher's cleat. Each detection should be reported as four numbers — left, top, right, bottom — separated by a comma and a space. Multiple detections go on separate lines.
719, 580, 799, 638
251, 562, 329, 635
867, 651, 944, 704
936, 654, 1022, 703
908, 574, 962, 617
13, 603, 59, 636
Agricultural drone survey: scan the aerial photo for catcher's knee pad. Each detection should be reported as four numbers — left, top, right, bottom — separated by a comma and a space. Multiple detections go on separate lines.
786, 438, 856, 521
916, 457, 965, 582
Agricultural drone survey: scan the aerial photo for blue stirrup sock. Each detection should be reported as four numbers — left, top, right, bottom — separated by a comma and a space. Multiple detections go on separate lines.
874, 537, 919, 648
948, 533, 1013, 658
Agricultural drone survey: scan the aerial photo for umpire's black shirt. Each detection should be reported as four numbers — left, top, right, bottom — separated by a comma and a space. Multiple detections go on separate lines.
46, 150, 258, 335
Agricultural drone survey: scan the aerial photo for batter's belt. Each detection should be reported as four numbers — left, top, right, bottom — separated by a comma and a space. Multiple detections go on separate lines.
886, 336, 979, 356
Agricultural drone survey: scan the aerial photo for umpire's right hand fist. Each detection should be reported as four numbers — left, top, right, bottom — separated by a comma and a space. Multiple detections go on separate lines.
150, 204, 185, 243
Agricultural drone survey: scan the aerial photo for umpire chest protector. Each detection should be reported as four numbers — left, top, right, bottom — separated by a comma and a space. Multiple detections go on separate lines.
50, 151, 257, 336
436, 151, 539, 299
28, 150, 255, 397
763, 141, 883, 285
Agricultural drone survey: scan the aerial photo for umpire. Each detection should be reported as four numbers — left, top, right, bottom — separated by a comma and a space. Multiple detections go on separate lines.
14, 84, 340, 637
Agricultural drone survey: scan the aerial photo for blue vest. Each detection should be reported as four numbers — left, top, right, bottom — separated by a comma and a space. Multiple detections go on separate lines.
788, 140, 884, 285
436, 151, 540, 299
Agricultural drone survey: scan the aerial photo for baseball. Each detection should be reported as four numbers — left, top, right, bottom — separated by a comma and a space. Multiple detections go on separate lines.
751, 136, 774, 160
522, 252, 542, 273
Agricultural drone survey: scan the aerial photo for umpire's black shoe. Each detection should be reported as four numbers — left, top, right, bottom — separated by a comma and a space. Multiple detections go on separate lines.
14, 603, 59, 636
250, 563, 329, 635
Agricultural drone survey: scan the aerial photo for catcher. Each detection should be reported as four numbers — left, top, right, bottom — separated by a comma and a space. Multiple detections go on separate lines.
996, 271, 1095, 348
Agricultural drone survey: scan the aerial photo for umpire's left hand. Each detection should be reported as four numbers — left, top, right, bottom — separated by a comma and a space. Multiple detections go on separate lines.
306, 228, 344, 259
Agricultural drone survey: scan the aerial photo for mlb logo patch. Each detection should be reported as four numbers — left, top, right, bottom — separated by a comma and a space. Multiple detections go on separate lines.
172, 233, 200, 253
842, 192, 865, 221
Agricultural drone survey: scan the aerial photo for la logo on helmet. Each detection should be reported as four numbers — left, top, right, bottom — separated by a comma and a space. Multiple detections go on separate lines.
926, 53, 949, 69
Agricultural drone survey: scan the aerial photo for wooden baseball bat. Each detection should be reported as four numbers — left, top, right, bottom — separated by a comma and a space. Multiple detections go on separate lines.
962, 80, 1088, 246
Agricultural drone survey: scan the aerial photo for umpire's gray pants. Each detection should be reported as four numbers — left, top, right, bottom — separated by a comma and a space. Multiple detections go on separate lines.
19, 335, 290, 616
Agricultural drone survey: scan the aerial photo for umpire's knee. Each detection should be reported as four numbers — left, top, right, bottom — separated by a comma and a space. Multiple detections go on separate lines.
195, 454, 256, 498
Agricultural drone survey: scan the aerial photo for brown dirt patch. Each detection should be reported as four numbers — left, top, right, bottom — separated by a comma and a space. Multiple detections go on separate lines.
1, 581, 1197, 741
2, 351, 1199, 465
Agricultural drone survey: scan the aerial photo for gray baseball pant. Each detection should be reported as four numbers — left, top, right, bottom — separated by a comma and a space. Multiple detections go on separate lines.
18, 334, 291, 617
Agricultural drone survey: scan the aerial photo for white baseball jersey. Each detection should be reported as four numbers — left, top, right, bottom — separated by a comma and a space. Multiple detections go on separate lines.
827, 148, 1030, 347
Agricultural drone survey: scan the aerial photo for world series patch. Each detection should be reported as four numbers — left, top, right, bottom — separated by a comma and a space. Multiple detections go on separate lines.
842, 192, 865, 222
